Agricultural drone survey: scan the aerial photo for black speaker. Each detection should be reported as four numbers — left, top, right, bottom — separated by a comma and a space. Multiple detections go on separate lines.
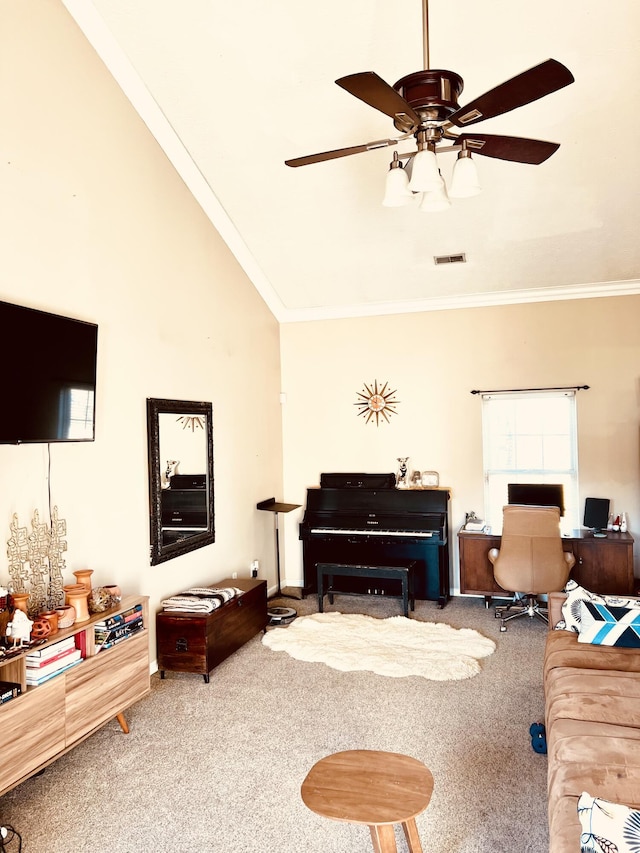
584, 497, 610, 531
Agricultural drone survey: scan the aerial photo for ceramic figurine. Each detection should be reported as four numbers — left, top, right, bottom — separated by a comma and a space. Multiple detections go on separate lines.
6, 609, 33, 648
396, 457, 409, 489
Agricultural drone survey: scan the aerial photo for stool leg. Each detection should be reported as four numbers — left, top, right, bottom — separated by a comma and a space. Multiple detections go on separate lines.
401, 818, 424, 852
402, 575, 408, 617
369, 823, 397, 853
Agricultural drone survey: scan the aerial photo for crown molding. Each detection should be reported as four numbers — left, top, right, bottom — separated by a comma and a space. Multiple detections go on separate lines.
278, 280, 640, 323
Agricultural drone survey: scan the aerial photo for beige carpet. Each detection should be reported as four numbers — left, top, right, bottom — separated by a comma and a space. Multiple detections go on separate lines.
263, 611, 496, 680
0, 593, 550, 852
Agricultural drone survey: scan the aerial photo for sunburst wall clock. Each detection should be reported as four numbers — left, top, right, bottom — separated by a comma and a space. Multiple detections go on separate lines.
354, 380, 400, 426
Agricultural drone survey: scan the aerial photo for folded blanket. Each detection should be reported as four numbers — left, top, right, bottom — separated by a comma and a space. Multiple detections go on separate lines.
161, 586, 242, 613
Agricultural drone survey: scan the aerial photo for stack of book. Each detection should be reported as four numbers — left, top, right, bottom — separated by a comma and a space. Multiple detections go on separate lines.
25, 636, 83, 686
94, 604, 144, 651
0, 680, 22, 705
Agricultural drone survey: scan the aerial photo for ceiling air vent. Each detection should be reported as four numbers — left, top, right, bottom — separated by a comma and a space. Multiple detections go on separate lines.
434, 253, 467, 266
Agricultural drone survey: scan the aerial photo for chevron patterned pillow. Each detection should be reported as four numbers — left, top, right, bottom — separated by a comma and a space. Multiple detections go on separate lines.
577, 599, 640, 647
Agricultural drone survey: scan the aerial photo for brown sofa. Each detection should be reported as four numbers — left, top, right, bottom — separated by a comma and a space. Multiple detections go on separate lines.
544, 591, 640, 852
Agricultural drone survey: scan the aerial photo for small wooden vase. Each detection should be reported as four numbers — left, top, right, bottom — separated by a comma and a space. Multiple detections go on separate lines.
39, 610, 59, 634
64, 585, 91, 623
11, 592, 31, 615
73, 569, 94, 592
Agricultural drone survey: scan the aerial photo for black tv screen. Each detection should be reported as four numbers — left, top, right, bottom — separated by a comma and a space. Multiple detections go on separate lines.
507, 483, 565, 517
0, 300, 98, 444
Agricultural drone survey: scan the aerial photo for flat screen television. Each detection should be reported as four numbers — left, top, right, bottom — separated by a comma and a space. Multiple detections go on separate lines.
507, 483, 565, 517
0, 300, 98, 444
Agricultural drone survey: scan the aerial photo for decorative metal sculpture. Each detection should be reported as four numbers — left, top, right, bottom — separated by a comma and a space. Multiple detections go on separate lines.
48, 506, 67, 609
6, 508, 68, 616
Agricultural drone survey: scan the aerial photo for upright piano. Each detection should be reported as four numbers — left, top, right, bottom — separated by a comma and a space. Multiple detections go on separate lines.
299, 473, 451, 608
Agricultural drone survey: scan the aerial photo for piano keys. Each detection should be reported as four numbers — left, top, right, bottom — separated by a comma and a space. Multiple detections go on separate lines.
299, 475, 451, 607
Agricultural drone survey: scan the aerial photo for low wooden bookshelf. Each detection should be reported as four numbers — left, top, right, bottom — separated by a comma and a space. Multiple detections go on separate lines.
0, 594, 150, 796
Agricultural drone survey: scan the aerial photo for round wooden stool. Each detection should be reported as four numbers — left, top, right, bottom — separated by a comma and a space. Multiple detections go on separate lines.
301, 749, 434, 853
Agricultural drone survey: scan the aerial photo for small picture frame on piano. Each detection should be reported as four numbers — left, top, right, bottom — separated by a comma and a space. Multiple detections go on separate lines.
421, 471, 439, 488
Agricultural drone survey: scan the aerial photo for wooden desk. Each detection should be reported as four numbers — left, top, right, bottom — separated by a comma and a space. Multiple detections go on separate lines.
458, 529, 634, 601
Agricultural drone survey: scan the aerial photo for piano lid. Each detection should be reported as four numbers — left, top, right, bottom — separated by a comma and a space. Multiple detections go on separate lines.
319, 472, 396, 489
302, 485, 449, 516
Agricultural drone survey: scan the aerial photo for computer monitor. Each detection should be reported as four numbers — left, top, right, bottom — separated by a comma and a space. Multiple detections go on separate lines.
507, 483, 565, 517
583, 497, 610, 532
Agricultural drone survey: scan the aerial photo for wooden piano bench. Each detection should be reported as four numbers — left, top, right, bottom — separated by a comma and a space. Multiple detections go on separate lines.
156, 577, 267, 683
316, 562, 416, 618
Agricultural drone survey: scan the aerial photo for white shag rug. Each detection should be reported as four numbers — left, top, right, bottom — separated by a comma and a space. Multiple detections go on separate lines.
262, 611, 496, 681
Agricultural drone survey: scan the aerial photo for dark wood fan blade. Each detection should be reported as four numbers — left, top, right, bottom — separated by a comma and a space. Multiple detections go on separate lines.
457, 133, 560, 164
449, 59, 574, 127
285, 137, 398, 167
336, 72, 420, 131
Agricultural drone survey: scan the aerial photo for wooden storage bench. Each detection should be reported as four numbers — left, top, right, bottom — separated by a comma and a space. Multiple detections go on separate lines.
156, 577, 267, 683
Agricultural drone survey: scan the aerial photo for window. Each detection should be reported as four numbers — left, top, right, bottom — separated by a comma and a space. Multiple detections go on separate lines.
482, 390, 578, 534
58, 386, 95, 440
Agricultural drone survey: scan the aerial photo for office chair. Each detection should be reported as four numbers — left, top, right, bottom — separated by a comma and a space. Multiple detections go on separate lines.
488, 505, 575, 632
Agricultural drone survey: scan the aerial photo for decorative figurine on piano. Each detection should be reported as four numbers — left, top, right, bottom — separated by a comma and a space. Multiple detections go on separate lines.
396, 458, 409, 489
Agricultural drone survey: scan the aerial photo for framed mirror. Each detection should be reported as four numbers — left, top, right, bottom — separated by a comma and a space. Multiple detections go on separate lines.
147, 398, 214, 565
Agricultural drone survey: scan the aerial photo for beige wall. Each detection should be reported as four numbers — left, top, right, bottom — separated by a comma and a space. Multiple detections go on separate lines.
2, 1, 638, 646
0, 1, 283, 659
280, 297, 640, 591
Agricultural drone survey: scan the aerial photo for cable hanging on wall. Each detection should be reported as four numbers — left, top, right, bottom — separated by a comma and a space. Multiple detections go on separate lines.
470, 385, 590, 395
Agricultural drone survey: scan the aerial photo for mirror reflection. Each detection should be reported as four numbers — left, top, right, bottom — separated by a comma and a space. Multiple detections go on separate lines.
147, 398, 214, 565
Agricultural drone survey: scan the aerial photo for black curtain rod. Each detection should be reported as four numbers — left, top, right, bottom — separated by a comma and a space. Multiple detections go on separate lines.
470, 385, 590, 395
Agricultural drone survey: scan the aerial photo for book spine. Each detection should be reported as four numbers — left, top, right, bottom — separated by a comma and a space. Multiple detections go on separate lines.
0, 687, 21, 704
75, 631, 87, 657
25, 657, 83, 686
26, 649, 82, 678
94, 604, 143, 630
95, 616, 144, 641
25, 646, 78, 669
96, 625, 144, 652
25, 637, 76, 660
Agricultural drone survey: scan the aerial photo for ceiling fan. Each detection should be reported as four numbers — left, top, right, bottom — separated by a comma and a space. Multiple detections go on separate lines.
285, 0, 574, 209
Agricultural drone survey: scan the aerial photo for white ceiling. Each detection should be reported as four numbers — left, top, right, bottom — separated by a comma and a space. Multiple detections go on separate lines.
64, 0, 640, 322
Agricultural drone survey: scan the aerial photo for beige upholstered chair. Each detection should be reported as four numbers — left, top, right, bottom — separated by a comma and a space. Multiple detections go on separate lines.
488, 504, 575, 632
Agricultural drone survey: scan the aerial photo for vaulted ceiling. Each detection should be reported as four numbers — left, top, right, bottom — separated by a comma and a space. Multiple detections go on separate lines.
64, 1, 640, 322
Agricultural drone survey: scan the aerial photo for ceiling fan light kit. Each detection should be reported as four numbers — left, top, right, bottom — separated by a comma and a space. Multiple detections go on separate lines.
449, 151, 482, 199
418, 176, 451, 212
285, 1, 574, 214
408, 142, 442, 193
382, 153, 413, 207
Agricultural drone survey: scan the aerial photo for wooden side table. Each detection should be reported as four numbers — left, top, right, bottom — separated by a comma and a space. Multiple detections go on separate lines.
301, 749, 434, 853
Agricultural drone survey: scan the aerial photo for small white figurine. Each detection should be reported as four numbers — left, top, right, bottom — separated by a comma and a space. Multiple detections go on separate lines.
162, 460, 179, 489
6, 609, 33, 648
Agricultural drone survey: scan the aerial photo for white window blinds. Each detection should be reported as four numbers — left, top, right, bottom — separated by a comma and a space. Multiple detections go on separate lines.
481, 390, 578, 534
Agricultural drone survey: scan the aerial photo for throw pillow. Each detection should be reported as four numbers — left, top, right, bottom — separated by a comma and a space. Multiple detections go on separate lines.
578, 600, 640, 647
578, 791, 640, 852
557, 581, 605, 632
557, 579, 640, 633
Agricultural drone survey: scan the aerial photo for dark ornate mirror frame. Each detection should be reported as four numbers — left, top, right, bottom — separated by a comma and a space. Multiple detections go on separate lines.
147, 397, 215, 565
